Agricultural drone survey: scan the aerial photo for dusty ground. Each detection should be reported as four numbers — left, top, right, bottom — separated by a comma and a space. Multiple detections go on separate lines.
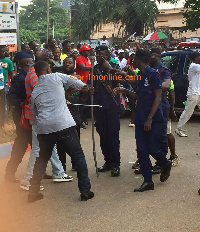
0, 121, 16, 144
0, 117, 200, 232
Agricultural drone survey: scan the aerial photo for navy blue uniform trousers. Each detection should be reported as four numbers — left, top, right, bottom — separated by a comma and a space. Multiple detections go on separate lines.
160, 105, 170, 157
135, 122, 170, 182
95, 108, 120, 168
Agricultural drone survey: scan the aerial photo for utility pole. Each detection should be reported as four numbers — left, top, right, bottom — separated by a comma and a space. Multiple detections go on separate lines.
47, 0, 50, 41
68, 9, 71, 40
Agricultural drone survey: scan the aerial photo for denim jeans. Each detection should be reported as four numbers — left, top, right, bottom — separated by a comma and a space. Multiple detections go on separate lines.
21, 121, 65, 185
29, 127, 91, 194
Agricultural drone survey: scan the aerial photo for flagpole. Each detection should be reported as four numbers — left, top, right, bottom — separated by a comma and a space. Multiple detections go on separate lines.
90, 64, 99, 177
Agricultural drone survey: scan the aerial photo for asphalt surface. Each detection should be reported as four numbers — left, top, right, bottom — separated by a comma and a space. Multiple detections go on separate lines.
0, 117, 200, 232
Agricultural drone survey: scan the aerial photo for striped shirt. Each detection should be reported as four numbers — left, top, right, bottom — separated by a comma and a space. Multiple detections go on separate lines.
24, 66, 38, 120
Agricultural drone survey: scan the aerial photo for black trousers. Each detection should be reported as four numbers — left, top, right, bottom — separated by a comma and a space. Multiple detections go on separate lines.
95, 108, 121, 168
29, 126, 91, 194
57, 124, 80, 171
5, 108, 32, 178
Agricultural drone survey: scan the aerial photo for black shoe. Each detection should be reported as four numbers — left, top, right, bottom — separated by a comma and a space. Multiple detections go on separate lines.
81, 191, 94, 201
43, 173, 52, 179
28, 193, 44, 202
134, 182, 154, 192
132, 160, 140, 169
134, 168, 161, 175
111, 167, 120, 177
98, 163, 112, 172
134, 168, 142, 175
198, 189, 200, 195
160, 161, 172, 182
152, 165, 162, 174
5, 176, 19, 183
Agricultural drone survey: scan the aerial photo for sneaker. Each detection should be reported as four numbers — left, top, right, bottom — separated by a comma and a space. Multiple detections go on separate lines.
169, 156, 180, 167
175, 128, 187, 137
20, 184, 44, 191
53, 174, 73, 182
129, 122, 135, 127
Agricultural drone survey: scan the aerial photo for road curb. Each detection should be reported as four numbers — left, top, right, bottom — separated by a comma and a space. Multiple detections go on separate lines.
0, 142, 31, 159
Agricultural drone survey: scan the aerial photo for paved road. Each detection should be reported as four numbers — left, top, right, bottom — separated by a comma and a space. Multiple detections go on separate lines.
0, 117, 200, 232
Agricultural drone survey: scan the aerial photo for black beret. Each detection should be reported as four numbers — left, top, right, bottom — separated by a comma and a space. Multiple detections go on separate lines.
14, 51, 33, 61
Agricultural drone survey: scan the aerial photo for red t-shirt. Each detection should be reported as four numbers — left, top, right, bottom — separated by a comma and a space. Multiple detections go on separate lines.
76, 55, 91, 83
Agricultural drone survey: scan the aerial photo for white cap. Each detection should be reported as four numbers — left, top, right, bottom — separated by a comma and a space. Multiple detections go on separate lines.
118, 49, 124, 53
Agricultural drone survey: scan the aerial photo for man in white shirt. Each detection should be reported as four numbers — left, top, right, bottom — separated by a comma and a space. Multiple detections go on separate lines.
116, 50, 127, 70
175, 51, 200, 137
28, 60, 94, 202
100, 35, 109, 46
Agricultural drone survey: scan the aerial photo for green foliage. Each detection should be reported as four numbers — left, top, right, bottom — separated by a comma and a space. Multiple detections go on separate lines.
183, 0, 200, 31
71, 0, 180, 40
19, 0, 69, 43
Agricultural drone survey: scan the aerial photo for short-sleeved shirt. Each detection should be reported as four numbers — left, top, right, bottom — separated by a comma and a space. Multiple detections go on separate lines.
0, 63, 4, 90
76, 55, 91, 83
92, 64, 120, 110
155, 62, 171, 109
0, 57, 14, 83
134, 65, 163, 126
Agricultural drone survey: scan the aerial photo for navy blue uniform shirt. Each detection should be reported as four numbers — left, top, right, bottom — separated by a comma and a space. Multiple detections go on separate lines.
134, 65, 164, 126
8, 69, 27, 108
92, 63, 120, 110
155, 62, 171, 109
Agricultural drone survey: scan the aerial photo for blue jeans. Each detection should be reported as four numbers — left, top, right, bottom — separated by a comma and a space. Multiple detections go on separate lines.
21, 121, 65, 185
29, 127, 91, 194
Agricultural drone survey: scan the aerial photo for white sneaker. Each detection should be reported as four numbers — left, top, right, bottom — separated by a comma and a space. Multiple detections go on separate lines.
53, 174, 73, 183
175, 129, 188, 137
20, 184, 44, 191
129, 122, 135, 127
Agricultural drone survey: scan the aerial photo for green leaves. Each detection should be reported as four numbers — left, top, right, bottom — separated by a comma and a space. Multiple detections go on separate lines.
71, 0, 167, 40
19, 0, 69, 42
183, 0, 200, 31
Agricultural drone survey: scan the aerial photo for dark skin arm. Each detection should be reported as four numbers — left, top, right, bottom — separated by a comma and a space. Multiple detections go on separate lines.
113, 87, 137, 99
162, 79, 171, 92
65, 86, 94, 101
144, 89, 162, 132
9, 71, 14, 80
111, 68, 138, 86
78, 64, 92, 71
168, 89, 178, 121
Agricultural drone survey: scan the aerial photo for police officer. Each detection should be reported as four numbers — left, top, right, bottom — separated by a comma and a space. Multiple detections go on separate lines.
114, 49, 172, 191
92, 45, 121, 177
149, 48, 171, 170
5, 51, 33, 182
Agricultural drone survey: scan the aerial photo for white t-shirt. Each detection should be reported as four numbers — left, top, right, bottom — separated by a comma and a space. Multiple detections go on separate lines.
187, 62, 200, 95
116, 57, 127, 70
100, 40, 109, 46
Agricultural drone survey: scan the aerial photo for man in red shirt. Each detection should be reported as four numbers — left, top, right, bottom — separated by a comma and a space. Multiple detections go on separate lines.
76, 44, 92, 83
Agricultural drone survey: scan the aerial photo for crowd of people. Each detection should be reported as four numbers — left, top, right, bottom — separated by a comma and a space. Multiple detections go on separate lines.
0, 34, 200, 202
